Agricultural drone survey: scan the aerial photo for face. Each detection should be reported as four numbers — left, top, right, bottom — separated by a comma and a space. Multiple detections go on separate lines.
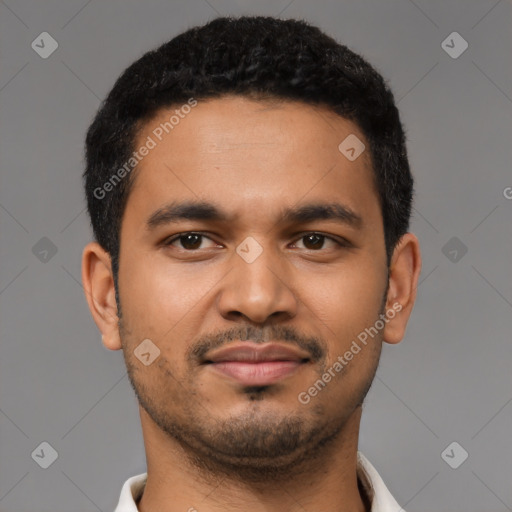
93, 95, 404, 477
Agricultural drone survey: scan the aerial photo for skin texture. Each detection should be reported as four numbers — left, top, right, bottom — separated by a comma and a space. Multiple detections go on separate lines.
82, 95, 422, 512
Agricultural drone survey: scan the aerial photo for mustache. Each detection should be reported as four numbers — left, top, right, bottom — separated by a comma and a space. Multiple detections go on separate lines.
188, 325, 325, 363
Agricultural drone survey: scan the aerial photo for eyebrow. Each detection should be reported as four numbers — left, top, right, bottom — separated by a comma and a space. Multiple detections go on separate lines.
145, 199, 363, 231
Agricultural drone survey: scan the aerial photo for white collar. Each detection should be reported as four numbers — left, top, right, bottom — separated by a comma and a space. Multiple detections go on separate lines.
114, 451, 404, 512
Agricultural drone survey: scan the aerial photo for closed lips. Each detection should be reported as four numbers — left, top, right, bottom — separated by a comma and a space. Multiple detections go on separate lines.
202, 342, 312, 386
203, 343, 311, 364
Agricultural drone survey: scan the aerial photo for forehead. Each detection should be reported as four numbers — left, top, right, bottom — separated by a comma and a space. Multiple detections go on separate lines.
122, 95, 380, 232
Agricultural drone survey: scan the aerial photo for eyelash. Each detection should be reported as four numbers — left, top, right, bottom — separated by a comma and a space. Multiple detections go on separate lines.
162, 232, 350, 251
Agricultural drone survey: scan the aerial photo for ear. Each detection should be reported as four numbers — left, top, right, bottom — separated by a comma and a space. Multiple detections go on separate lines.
81, 242, 122, 351
382, 233, 422, 344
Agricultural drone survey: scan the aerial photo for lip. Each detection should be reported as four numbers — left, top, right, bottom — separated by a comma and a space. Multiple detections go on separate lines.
203, 342, 311, 386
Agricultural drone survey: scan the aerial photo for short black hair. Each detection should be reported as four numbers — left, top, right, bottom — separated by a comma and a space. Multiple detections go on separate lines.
83, 15, 414, 306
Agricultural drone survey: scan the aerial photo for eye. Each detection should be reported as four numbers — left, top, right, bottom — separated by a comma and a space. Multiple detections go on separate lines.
291, 232, 348, 251
163, 232, 220, 251
162, 231, 349, 252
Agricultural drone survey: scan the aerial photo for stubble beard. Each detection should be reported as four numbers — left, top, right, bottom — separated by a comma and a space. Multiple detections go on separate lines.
116, 287, 385, 484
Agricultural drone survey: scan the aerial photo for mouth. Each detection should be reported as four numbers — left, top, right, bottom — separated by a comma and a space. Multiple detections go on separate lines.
202, 342, 311, 386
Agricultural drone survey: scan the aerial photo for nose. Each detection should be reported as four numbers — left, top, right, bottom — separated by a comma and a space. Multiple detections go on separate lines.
216, 242, 299, 325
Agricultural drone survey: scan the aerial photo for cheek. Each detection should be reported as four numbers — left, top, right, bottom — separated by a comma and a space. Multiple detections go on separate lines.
119, 255, 215, 379
119, 251, 200, 331
301, 261, 385, 333
298, 265, 385, 391
310, 273, 383, 397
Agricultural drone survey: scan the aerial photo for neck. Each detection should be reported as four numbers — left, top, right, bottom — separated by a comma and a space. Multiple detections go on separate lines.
136, 407, 369, 512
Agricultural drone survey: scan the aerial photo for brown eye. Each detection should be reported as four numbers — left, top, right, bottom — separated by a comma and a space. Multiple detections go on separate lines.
294, 233, 343, 251
164, 232, 218, 251
303, 234, 325, 250
178, 233, 202, 250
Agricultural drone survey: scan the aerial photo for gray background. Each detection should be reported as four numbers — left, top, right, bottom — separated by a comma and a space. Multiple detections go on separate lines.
1, 0, 511, 511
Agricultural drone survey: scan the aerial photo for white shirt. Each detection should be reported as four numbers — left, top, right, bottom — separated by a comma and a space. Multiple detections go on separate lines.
114, 452, 404, 512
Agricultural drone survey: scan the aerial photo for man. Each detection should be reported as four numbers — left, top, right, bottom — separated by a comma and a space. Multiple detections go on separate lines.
81, 15, 421, 512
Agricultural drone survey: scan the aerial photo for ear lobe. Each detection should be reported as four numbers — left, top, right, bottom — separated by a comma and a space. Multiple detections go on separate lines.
382, 233, 422, 345
81, 242, 122, 351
